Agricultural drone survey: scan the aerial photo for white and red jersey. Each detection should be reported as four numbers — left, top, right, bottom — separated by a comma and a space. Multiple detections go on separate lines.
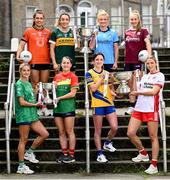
134, 72, 165, 112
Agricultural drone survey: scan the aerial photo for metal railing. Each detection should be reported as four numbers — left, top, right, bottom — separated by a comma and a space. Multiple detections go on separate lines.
4, 38, 17, 174
153, 50, 167, 173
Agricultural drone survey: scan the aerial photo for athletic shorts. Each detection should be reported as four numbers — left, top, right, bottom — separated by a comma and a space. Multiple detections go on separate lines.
131, 110, 159, 122
93, 106, 116, 115
30, 64, 51, 70
16, 119, 39, 126
53, 111, 75, 118
104, 64, 114, 72
124, 63, 142, 71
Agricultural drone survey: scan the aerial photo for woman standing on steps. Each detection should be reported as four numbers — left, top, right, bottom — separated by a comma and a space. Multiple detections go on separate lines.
53, 56, 79, 163
127, 56, 165, 175
124, 10, 152, 115
49, 13, 79, 73
86, 53, 118, 163
89, 9, 119, 73
15, 63, 49, 174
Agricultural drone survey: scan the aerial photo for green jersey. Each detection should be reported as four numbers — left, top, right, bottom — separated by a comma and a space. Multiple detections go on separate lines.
15, 79, 38, 124
53, 72, 79, 114
49, 28, 76, 64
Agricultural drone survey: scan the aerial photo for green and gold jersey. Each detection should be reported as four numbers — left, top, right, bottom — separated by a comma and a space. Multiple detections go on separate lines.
15, 79, 38, 124
49, 28, 76, 64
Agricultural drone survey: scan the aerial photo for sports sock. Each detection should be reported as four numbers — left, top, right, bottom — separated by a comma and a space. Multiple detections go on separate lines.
19, 160, 25, 167
139, 149, 148, 156
62, 148, 68, 156
151, 159, 157, 167
27, 147, 34, 154
69, 149, 75, 157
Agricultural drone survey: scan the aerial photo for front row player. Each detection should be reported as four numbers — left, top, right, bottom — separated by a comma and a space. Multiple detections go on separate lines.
86, 53, 118, 163
15, 63, 49, 174
53, 56, 79, 163
127, 56, 165, 174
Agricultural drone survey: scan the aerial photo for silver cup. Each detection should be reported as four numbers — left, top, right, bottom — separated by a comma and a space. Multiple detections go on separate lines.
79, 28, 92, 53
115, 71, 132, 94
43, 83, 53, 104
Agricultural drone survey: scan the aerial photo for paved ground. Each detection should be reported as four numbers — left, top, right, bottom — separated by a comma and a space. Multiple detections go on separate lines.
1, 173, 170, 180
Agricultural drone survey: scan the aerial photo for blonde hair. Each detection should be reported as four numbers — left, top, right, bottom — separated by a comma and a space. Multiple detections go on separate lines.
19, 63, 30, 74
129, 10, 142, 32
97, 9, 109, 19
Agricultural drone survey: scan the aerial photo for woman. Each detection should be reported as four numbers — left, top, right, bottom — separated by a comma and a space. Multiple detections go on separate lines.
127, 56, 165, 174
86, 53, 118, 163
16, 10, 51, 89
124, 10, 152, 114
15, 63, 49, 174
50, 13, 79, 72
89, 9, 119, 72
53, 56, 79, 163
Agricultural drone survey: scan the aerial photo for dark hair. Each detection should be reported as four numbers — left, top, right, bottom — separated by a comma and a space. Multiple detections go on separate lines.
57, 13, 70, 27
62, 56, 73, 64
32, 9, 45, 27
92, 52, 105, 61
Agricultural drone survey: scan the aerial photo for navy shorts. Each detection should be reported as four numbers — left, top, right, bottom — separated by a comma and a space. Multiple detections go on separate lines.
30, 64, 51, 70
124, 63, 142, 71
53, 111, 75, 118
94, 106, 116, 115
104, 64, 114, 72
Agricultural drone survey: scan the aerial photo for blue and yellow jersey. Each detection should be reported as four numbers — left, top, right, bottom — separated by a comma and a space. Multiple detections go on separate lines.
86, 69, 114, 108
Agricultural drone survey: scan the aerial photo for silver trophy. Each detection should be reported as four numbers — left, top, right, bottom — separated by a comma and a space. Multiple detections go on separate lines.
79, 27, 93, 53
115, 71, 132, 94
43, 83, 53, 104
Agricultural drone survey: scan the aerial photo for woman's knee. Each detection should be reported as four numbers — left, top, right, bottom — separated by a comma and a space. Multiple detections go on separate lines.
127, 130, 136, 138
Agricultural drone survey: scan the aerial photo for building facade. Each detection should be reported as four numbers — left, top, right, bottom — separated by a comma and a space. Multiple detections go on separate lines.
1, 0, 170, 48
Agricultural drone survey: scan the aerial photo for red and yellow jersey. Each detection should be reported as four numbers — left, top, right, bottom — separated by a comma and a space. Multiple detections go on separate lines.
86, 69, 114, 108
22, 27, 51, 64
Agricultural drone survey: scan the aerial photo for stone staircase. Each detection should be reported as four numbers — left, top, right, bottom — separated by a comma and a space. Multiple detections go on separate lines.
0, 49, 170, 173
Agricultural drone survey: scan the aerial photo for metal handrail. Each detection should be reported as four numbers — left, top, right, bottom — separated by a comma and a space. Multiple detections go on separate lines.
4, 53, 15, 174
153, 50, 167, 173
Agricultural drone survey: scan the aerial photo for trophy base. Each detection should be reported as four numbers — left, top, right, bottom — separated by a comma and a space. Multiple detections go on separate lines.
80, 47, 92, 54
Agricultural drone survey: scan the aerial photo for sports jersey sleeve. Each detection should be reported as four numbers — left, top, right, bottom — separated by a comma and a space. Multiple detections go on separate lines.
142, 28, 150, 40
15, 83, 24, 98
71, 73, 79, 89
86, 71, 94, 85
49, 30, 57, 44
155, 73, 165, 88
111, 30, 119, 43
22, 28, 30, 42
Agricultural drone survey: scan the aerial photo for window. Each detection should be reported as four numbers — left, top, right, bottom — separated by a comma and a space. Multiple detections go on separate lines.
111, 7, 121, 34
142, 5, 152, 33
26, 6, 37, 27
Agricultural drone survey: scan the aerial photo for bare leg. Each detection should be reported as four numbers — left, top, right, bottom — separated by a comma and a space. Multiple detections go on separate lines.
18, 125, 30, 161
55, 117, 68, 149
93, 115, 103, 150
30, 69, 40, 89
40, 70, 49, 83
106, 112, 118, 140
64, 116, 76, 150
127, 117, 144, 150
147, 121, 159, 160
30, 121, 49, 149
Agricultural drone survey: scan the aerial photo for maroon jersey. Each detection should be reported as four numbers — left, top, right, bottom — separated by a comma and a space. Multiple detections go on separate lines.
125, 28, 150, 64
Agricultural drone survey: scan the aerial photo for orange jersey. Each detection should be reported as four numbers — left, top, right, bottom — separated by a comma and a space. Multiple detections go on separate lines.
22, 27, 51, 64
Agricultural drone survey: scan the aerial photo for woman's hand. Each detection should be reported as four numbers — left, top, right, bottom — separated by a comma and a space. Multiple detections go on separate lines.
53, 62, 59, 72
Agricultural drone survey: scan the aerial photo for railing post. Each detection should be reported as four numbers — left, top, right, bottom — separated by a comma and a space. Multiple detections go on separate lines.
4, 102, 11, 174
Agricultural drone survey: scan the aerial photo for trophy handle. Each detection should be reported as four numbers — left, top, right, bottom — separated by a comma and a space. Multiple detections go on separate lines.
38, 82, 44, 103
103, 72, 109, 97
52, 81, 57, 108
73, 26, 78, 49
